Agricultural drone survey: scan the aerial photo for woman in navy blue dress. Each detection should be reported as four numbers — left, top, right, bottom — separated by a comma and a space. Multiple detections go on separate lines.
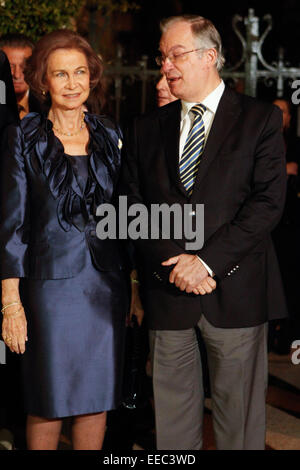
0, 30, 142, 450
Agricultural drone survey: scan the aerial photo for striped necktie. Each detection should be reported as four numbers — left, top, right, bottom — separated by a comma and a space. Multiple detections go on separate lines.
179, 103, 206, 195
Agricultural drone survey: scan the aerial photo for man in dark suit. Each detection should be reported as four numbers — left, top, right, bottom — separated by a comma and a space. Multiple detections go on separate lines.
121, 15, 288, 450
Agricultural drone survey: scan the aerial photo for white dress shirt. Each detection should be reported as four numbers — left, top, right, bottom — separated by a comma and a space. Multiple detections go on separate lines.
179, 80, 225, 276
179, 79, 225, 159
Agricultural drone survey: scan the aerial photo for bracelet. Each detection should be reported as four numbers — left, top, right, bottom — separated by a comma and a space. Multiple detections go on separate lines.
131, 278, 140, 285
3, 306, 22, 317
1, 301, 22, 313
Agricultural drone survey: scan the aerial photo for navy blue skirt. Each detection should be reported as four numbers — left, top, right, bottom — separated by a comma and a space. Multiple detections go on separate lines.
20, 255, 128, 419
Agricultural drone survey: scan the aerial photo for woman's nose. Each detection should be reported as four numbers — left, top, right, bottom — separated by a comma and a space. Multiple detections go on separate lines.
66, 75, 77, 88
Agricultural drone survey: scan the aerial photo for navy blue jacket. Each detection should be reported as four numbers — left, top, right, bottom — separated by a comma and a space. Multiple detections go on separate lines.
0, 112, 125, 280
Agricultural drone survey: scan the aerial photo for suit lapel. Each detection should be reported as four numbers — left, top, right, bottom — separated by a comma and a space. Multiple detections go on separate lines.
191, 87, 242, 198
159, 100, 188, 197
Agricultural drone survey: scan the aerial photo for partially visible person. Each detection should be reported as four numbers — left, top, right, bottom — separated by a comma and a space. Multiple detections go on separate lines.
0, 29, 140, 450
271, 98, 300, 354
0, 50, 19, 125
0, 34, 42, 118
274, 98, 291, 130
156, 73, 177, 107
0, 48, 19, 450
273, 98, 300, 174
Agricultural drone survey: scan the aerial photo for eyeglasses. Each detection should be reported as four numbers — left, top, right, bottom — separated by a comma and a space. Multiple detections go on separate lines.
155, 48, 204, 67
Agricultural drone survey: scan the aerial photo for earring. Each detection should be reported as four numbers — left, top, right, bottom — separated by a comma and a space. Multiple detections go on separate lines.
42, 90, 46, 96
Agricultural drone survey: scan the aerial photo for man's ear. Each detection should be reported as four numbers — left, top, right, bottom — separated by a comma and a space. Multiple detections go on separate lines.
204, 48, 218, 68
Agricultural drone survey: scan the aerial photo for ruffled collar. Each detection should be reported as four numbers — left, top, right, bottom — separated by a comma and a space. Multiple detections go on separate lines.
21, 112, 122, 232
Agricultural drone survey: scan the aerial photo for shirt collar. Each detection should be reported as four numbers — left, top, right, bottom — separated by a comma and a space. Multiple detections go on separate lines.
181, 80, 225, 118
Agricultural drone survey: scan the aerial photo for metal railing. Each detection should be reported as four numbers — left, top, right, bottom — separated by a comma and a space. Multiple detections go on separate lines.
104, 9, 300, 122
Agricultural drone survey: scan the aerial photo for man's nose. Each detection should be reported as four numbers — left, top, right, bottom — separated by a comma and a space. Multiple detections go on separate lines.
161, 58, 173, 74
156, 80, 163, 92
13, 65, 23, 80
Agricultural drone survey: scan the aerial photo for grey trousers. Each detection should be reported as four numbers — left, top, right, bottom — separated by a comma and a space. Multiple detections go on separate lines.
149, 315, 268, 450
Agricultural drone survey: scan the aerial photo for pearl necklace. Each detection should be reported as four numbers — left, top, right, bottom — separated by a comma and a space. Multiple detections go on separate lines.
52, 112, 86, 137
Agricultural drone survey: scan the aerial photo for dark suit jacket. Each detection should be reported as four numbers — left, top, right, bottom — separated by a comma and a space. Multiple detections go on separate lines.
0, 112, 126, 281
121, 86, 288, 330
0, 50, 19, 133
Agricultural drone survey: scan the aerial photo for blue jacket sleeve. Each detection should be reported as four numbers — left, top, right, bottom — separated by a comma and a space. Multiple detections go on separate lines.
0, 123, 29, 279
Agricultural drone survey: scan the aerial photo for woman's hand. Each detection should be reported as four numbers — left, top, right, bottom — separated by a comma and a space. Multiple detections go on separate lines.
2, 278, 27, 354
129, 289, 144, 327
2, 305, 27, 354
128, 270, 144, 327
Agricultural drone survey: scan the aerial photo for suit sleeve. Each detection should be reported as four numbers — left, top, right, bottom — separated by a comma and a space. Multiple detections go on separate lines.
0, 124, 29, 279
198, 106, 286, 280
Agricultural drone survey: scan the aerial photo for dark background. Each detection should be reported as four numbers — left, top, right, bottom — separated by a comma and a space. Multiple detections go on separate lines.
108, 0, 300, 123
118, 0, 300, 65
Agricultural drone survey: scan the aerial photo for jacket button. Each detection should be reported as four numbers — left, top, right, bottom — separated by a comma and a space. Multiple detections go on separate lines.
90, 230, 96, 237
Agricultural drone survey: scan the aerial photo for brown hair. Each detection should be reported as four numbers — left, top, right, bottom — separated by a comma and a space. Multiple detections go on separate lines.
24, 29, 105, 114
0, 33, 34, 51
